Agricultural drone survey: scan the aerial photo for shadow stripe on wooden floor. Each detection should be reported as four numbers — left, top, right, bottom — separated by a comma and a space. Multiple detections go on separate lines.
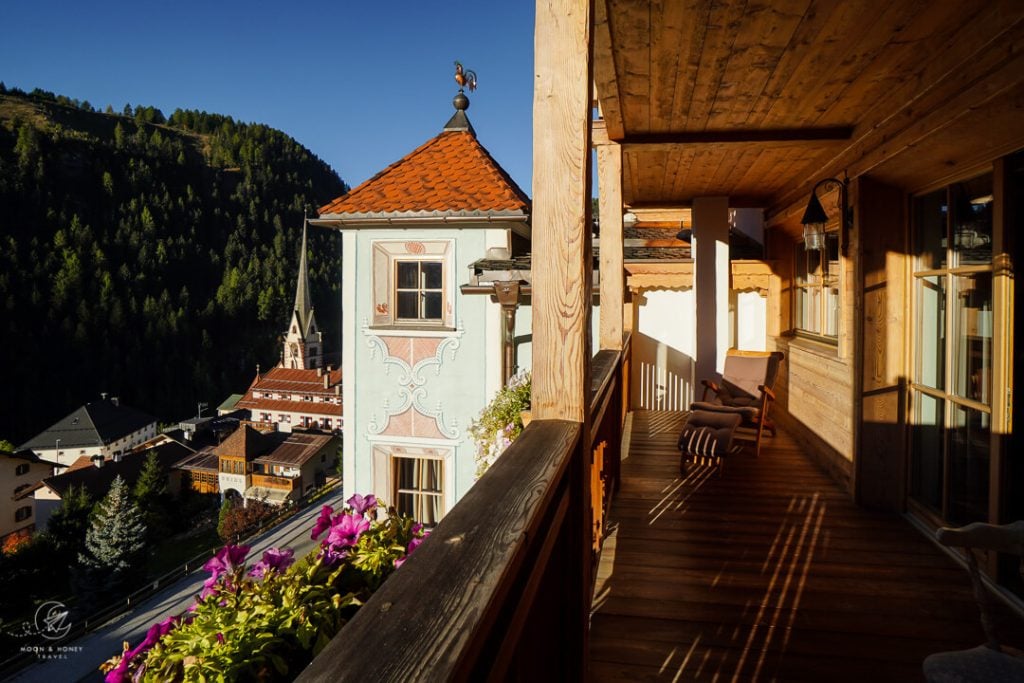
589, 410, 1024, 682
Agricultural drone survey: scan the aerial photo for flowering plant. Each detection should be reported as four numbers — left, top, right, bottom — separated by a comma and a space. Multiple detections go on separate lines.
468, 371, 531, 478
101, 493, 429, 682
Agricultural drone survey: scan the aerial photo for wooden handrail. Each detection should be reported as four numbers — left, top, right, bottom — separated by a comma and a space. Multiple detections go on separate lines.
296, 420, 583, 682
297, 332, 632, 681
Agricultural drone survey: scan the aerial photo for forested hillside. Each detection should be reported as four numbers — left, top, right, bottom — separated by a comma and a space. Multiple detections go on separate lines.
0, 85, 347, 444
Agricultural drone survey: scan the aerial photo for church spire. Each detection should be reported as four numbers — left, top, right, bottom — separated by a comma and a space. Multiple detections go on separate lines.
282, 217, 323, 369
294, 217, 313, 333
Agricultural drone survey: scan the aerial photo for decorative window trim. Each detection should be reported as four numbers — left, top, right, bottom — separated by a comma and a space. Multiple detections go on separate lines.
371, 240, 455, 329
371, 443, 454, 522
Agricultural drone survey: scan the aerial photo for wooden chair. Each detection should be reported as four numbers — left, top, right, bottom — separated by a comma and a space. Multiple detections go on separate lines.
923, 521, 1024, 682
690, 349, 784, 457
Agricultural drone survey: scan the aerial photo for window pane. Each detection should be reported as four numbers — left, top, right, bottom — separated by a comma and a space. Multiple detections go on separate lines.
913, 189, 947, 270
422, 292, 443, 320
422, 261, 442, 289
825, 285, 839, 337
916, 275, 945, 390
948, 404, 990, 525
951, 174, 993, 266
910, 392, 944, 515
397, 261, 419, 289
396, 291, 419, 319
952, 273, 992, 403
395, 456, 443, 526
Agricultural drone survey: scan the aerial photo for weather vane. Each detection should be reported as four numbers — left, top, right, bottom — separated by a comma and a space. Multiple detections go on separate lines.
454, 61, 478, 92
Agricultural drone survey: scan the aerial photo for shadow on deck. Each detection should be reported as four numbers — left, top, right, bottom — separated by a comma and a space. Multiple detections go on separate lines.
591, 410, 1022, 681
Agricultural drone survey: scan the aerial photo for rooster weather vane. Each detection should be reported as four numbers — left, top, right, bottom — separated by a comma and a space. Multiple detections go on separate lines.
454, 61, 478, 92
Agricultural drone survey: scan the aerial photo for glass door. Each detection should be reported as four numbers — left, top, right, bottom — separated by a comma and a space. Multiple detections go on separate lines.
909, 173, 994, 526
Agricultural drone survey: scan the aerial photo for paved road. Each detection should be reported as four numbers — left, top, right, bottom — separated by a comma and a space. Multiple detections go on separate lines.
7, 486, 343, 683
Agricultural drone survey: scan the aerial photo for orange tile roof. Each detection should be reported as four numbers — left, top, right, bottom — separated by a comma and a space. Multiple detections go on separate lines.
236, 366, 343, 416
318, 130, 530, 218
236, 397, 342, 417
249, 367, 342, 394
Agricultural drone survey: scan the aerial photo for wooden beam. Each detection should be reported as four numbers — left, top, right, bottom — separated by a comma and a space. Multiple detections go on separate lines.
619, 127, 853, 149
597, 142, 623, 350
592, 0, 623, 139
532, 0, 594, 422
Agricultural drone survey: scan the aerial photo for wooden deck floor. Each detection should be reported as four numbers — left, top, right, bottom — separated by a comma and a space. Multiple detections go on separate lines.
590, 410, 1023, 682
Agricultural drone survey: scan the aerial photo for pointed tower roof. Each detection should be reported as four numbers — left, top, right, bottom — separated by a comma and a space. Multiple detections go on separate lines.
216, 424, 267, 461
293, 220, 314, 334
318, 91, 529, 221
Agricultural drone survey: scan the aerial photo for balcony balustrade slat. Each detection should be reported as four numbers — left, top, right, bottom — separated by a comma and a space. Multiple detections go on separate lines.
296, 420, 582, 682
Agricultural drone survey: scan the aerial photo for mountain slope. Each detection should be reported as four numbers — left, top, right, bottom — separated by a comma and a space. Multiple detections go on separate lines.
0, 86, 347, 443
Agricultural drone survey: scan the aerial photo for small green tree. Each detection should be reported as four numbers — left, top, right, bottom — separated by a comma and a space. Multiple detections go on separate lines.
79, 476, 147, 596
45, 484, 94, 560
216, 497, 234, 541
133, 451, 172, 542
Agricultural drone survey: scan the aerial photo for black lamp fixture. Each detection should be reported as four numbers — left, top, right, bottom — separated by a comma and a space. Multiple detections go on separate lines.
800, 174, 849, 251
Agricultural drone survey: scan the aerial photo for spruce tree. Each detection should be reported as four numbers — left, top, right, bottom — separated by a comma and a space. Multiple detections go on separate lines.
79, 476, 147, 592
133, 450, 171, 540
45, 483, 93, 560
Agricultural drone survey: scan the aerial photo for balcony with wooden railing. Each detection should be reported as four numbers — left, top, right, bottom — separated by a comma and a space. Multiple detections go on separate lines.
297, 333, 632, 681
251, 472, 300, 491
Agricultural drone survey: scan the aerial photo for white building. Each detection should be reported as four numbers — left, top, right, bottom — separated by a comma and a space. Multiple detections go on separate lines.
17, 396, 158, 468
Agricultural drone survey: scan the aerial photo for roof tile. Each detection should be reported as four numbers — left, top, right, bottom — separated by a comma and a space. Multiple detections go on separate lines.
318, 130, 529, 217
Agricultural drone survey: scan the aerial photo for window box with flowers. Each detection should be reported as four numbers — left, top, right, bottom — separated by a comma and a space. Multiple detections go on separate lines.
101, 493, 429, 683
469, 372, 531, 479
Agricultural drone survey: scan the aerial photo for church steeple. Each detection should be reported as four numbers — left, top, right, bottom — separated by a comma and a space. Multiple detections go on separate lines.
282, 219, 323, 369
293, 219, 313, 334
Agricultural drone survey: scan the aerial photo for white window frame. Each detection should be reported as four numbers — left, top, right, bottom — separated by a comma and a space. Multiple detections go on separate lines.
794, 231, 840, 342
371, 240, 455, 329
371, 442, 454, 523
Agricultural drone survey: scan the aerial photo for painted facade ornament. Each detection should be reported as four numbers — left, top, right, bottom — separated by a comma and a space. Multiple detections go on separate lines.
362, 320, 465, 439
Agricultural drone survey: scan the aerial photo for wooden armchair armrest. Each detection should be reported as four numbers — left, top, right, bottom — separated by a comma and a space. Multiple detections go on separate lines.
701, 379, 721, 402
936, 521, 1024, 555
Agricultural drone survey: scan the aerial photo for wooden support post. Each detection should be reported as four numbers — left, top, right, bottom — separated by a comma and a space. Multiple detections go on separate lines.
597, 141, 624, 351
533, 1, 594, 679
532, 0, 594, 423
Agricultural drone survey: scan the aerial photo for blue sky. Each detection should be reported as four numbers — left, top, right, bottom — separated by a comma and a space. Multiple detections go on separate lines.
0, 1, 536, 193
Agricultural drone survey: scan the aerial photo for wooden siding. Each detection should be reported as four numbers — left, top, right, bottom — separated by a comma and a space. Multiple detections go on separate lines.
775, 339, 855, 462
591, 410, 1024, 680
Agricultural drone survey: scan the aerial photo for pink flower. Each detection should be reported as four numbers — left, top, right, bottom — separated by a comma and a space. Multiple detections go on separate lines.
249, 547, 295, 579
310, 505, 334, 540
104, 616, 181, 683
201, 544, 250, 597
326, 513, 370, 548
318, 512, 371, 565
203, 544, 250, 578
346, 493, 377, 516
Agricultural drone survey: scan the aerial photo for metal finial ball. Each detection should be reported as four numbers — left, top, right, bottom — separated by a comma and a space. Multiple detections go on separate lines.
453, 91, 469, 111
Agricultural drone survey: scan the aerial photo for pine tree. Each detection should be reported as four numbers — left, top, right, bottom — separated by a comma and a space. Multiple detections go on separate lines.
45, 483, 93, 559
133, 450, 171, 540
79, 476, 147, 591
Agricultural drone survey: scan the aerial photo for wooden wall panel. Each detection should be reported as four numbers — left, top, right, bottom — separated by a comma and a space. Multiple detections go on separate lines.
855, 176, 907, 512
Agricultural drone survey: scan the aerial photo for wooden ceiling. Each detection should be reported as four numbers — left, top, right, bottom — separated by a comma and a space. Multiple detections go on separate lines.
593, 0, 1024, 229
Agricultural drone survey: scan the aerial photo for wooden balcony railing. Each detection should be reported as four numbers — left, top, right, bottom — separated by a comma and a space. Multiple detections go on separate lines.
296, 333, 631, 681
251, 473, 299, 490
